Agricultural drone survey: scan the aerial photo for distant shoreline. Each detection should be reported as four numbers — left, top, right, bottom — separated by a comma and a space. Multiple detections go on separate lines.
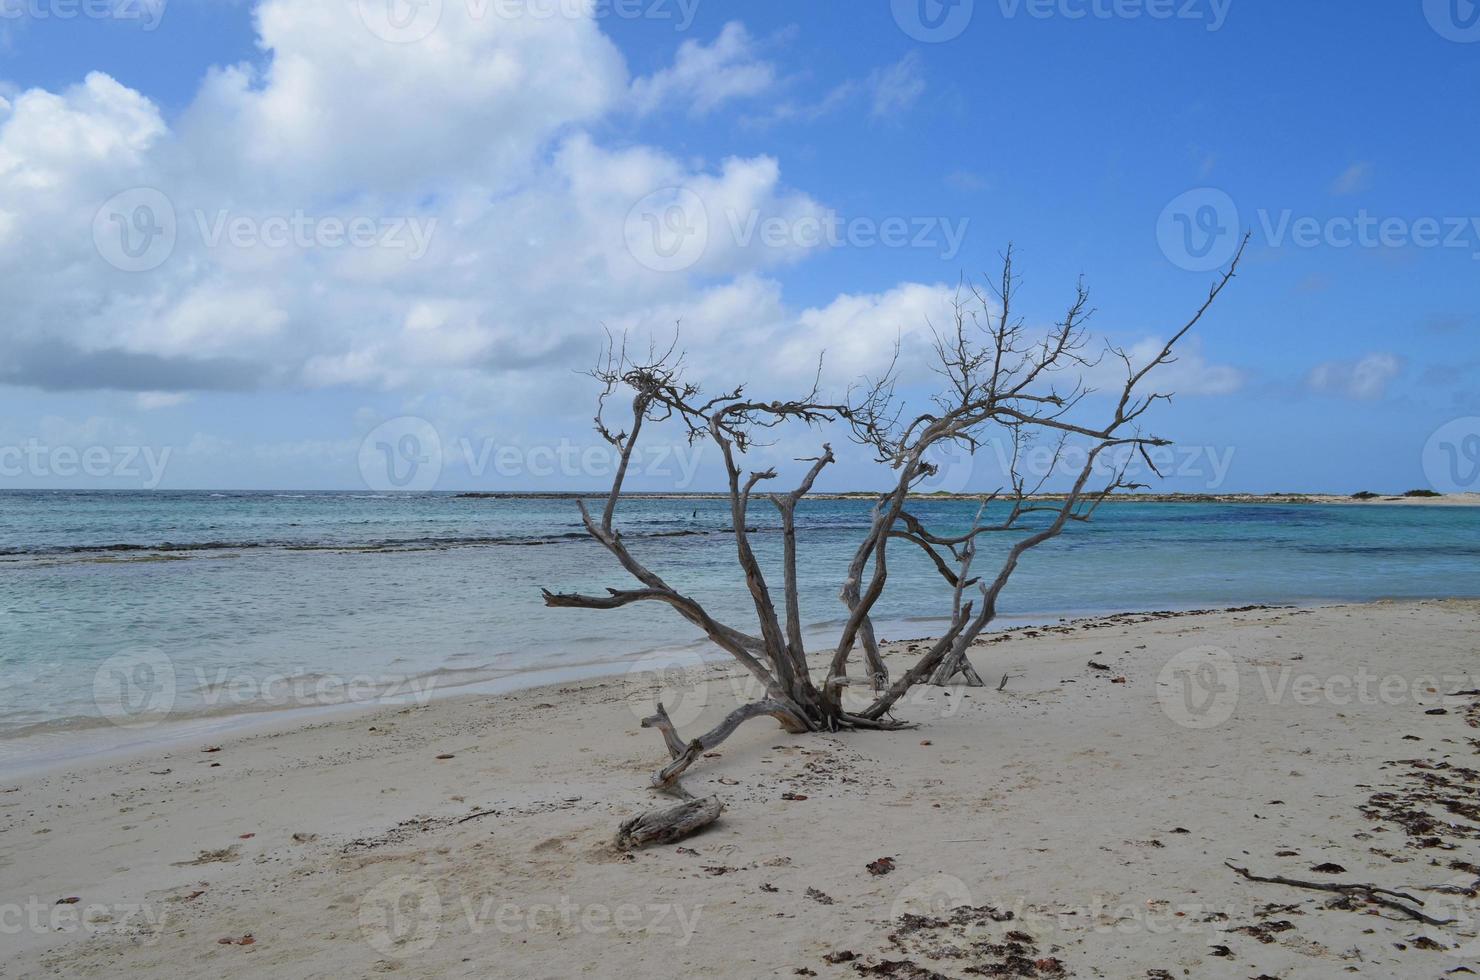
1, 490, 1476, 505
451, 490, 1480, 506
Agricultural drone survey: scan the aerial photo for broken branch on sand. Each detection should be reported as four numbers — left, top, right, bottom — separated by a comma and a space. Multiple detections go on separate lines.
1225, 861, 1455, 927
616, 796, 724, 850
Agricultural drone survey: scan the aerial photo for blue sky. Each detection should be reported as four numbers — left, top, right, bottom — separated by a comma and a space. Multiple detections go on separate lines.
0, 0, 1477, 493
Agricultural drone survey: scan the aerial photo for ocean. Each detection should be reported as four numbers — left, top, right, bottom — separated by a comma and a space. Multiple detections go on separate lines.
2, 491, 1478, 763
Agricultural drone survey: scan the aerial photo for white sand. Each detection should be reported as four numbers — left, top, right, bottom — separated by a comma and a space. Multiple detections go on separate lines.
4, 600, 1480, 978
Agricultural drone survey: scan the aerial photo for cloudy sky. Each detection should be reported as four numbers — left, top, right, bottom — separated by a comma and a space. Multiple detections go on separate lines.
0, 0, 1477, 493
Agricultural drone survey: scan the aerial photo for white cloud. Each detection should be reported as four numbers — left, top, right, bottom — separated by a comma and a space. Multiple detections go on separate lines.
0, 72, 164, 192
1331, 161, 1373, 196
1307, 352, 1402, 400
135, 391, 191, 410
0, 2, 1241, 456
944, 170, 988, 192
868, 52, 926, 119
1132, 341, 1245, 397
745, 79, 859, 128
184, 1, 625, 195
782, 282, 958, 382
0, 4, 823, 405
743, 53, 926, 129
1058, 335, 1245, 400
630, 22, 775, 118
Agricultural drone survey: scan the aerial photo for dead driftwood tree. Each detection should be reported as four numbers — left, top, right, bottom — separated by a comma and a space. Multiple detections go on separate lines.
545, 240, 1248, 838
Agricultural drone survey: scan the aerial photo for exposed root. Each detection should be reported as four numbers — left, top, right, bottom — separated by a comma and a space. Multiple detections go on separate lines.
1225, 861, 1456, 927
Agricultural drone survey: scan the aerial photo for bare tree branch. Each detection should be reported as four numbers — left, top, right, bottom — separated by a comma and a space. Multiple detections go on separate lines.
545, 236, 1249, 797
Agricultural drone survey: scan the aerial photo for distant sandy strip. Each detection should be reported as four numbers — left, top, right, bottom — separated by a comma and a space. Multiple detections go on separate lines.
451, 491, 1480, 506
4, 600, 1480, 978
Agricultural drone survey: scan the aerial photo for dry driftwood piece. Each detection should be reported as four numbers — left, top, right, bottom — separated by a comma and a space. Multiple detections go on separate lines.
1225, 861, 1455, 927
544, 238, 1249, 797
616, 796, 723, 850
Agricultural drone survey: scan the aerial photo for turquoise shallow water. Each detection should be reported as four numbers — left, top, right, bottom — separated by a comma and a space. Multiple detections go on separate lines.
1, 492, 1478, 741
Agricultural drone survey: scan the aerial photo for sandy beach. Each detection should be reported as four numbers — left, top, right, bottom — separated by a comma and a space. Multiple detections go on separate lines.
3, 600, 1479, 978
